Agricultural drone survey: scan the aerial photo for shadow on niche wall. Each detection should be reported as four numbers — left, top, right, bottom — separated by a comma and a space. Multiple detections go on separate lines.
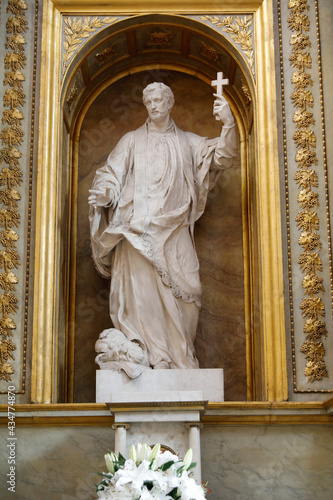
73, 70, 246, 402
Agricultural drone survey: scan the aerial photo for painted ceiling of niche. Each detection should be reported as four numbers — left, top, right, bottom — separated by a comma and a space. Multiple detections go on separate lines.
63, 21, 253, 128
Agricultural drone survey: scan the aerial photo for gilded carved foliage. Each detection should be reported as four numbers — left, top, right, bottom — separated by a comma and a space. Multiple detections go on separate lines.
288, 0, 328, 383
0, 0, 27, 382
62, 16, 118, 75
200, 15, 254, 74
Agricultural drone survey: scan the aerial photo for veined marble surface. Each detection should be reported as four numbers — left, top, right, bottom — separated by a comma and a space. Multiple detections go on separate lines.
202, 425, 333, 500
0, 426, 113, 500
0, 423, 332, 499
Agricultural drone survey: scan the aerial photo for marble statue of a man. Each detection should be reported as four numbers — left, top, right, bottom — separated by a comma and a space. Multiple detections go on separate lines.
89, 82, 236, 375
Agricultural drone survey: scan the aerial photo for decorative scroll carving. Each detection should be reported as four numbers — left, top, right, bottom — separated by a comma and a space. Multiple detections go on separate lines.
200, 41, 220, 62
95, 43, 117, 66
146, 30, 172, 47
288, 0, 328, 382
66, 81, 79, 111
200, 15, 254, 74
62, 16, 118, 75
241, 78, 252, 105
0, 0, 27, 382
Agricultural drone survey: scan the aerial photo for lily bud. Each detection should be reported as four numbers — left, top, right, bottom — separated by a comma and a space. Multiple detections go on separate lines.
129, 444, 137, 463
142, 443, 149, 461
150, 443, 161, 462
104, 452, 116, 474
182, 448, 193, 470
136, 443, 142, 462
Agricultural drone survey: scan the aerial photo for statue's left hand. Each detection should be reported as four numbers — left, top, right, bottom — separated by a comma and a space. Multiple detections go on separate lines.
213, 94, 235, 126
88, 187, 114, 207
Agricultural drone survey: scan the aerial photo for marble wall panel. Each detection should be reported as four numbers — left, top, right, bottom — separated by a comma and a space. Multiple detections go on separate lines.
0, 423, 332, 499
74, 71, 246, 402
202, 425, 333, 500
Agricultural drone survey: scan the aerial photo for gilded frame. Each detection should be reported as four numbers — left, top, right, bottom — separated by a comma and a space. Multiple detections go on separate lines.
32, 0, 287, 403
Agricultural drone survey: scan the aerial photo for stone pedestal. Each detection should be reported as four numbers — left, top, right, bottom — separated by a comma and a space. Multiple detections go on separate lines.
97, 369, 224, 482
96, 368, 224, 403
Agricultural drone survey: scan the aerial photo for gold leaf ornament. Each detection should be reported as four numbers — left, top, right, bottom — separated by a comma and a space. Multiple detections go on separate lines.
302, 273, 325, 295
293, 129, 316, 149
6, 16, 28, 34
2, 108, 24, 126
289, 51, 312, 70
0, 316, 16, 337
288, 0, 310, 14
297, 189, 318, 209
294, 169, 318, 189
0, 0, 27, 384
62, 16, 118, 75
295, 211, 319, 231
0, 361, 14, 381
0, 339, 16, 361
288, 13, 310, 33
200, 15, 254, 73
5, 33, 27, 51
6, 0, 28, 15
295, 148, 318, 168
304, 359, 328, 382
293, 109, 314, 129
0, 230, 19, 250
298, 251, 323, 274
290, 32, 311, 50
291, 71, 313, 89
303, 319, 327, 340
300, 297, 325, 319
298, 231, 322, 251
0, 272, 18, 292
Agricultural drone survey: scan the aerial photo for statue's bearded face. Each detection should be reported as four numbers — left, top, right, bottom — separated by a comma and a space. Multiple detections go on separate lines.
144, 89, 171, 125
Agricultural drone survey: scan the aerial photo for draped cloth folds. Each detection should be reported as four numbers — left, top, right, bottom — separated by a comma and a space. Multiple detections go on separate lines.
90, 119, 236, 369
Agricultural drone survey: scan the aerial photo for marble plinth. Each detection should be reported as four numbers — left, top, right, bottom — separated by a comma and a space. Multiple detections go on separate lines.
96, 368, 224, 403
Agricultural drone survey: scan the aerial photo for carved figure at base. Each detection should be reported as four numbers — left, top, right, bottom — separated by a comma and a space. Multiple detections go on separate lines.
89, 81, 236, 376
95, 328, 150, 378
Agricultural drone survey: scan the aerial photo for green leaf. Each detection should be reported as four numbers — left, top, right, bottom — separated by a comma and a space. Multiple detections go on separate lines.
187, 462, 197, 471
118, 452, 126, 466
143, 480, 154, 490
161, 460, 176, 471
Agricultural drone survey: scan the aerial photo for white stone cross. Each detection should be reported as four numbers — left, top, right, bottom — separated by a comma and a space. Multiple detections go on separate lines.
211, 71, 229, 96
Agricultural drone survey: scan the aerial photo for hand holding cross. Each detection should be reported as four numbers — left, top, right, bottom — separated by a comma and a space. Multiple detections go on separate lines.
211, 71, 229, 96
211, 72, 234, 126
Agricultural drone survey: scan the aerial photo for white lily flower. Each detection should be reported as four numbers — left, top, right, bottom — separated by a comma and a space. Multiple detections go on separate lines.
116, 459, 157, 493
96, 443, 207, 499
178, 475, 207, 500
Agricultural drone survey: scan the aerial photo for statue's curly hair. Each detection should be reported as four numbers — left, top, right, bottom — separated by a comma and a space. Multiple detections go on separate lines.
142, 82, 175, 108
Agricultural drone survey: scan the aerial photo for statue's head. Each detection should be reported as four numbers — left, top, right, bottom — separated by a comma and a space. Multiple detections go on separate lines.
142, 82, 175, 110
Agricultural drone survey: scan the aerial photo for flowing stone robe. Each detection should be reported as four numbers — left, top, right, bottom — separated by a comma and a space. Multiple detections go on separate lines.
90, 118, 236, 369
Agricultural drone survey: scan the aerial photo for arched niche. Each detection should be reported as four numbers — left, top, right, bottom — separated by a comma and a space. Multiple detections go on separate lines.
58, 14, 257, 403
32, 1, 287, 405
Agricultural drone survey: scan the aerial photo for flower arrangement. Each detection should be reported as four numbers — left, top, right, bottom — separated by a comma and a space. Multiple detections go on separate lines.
95, 443, 208, 500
